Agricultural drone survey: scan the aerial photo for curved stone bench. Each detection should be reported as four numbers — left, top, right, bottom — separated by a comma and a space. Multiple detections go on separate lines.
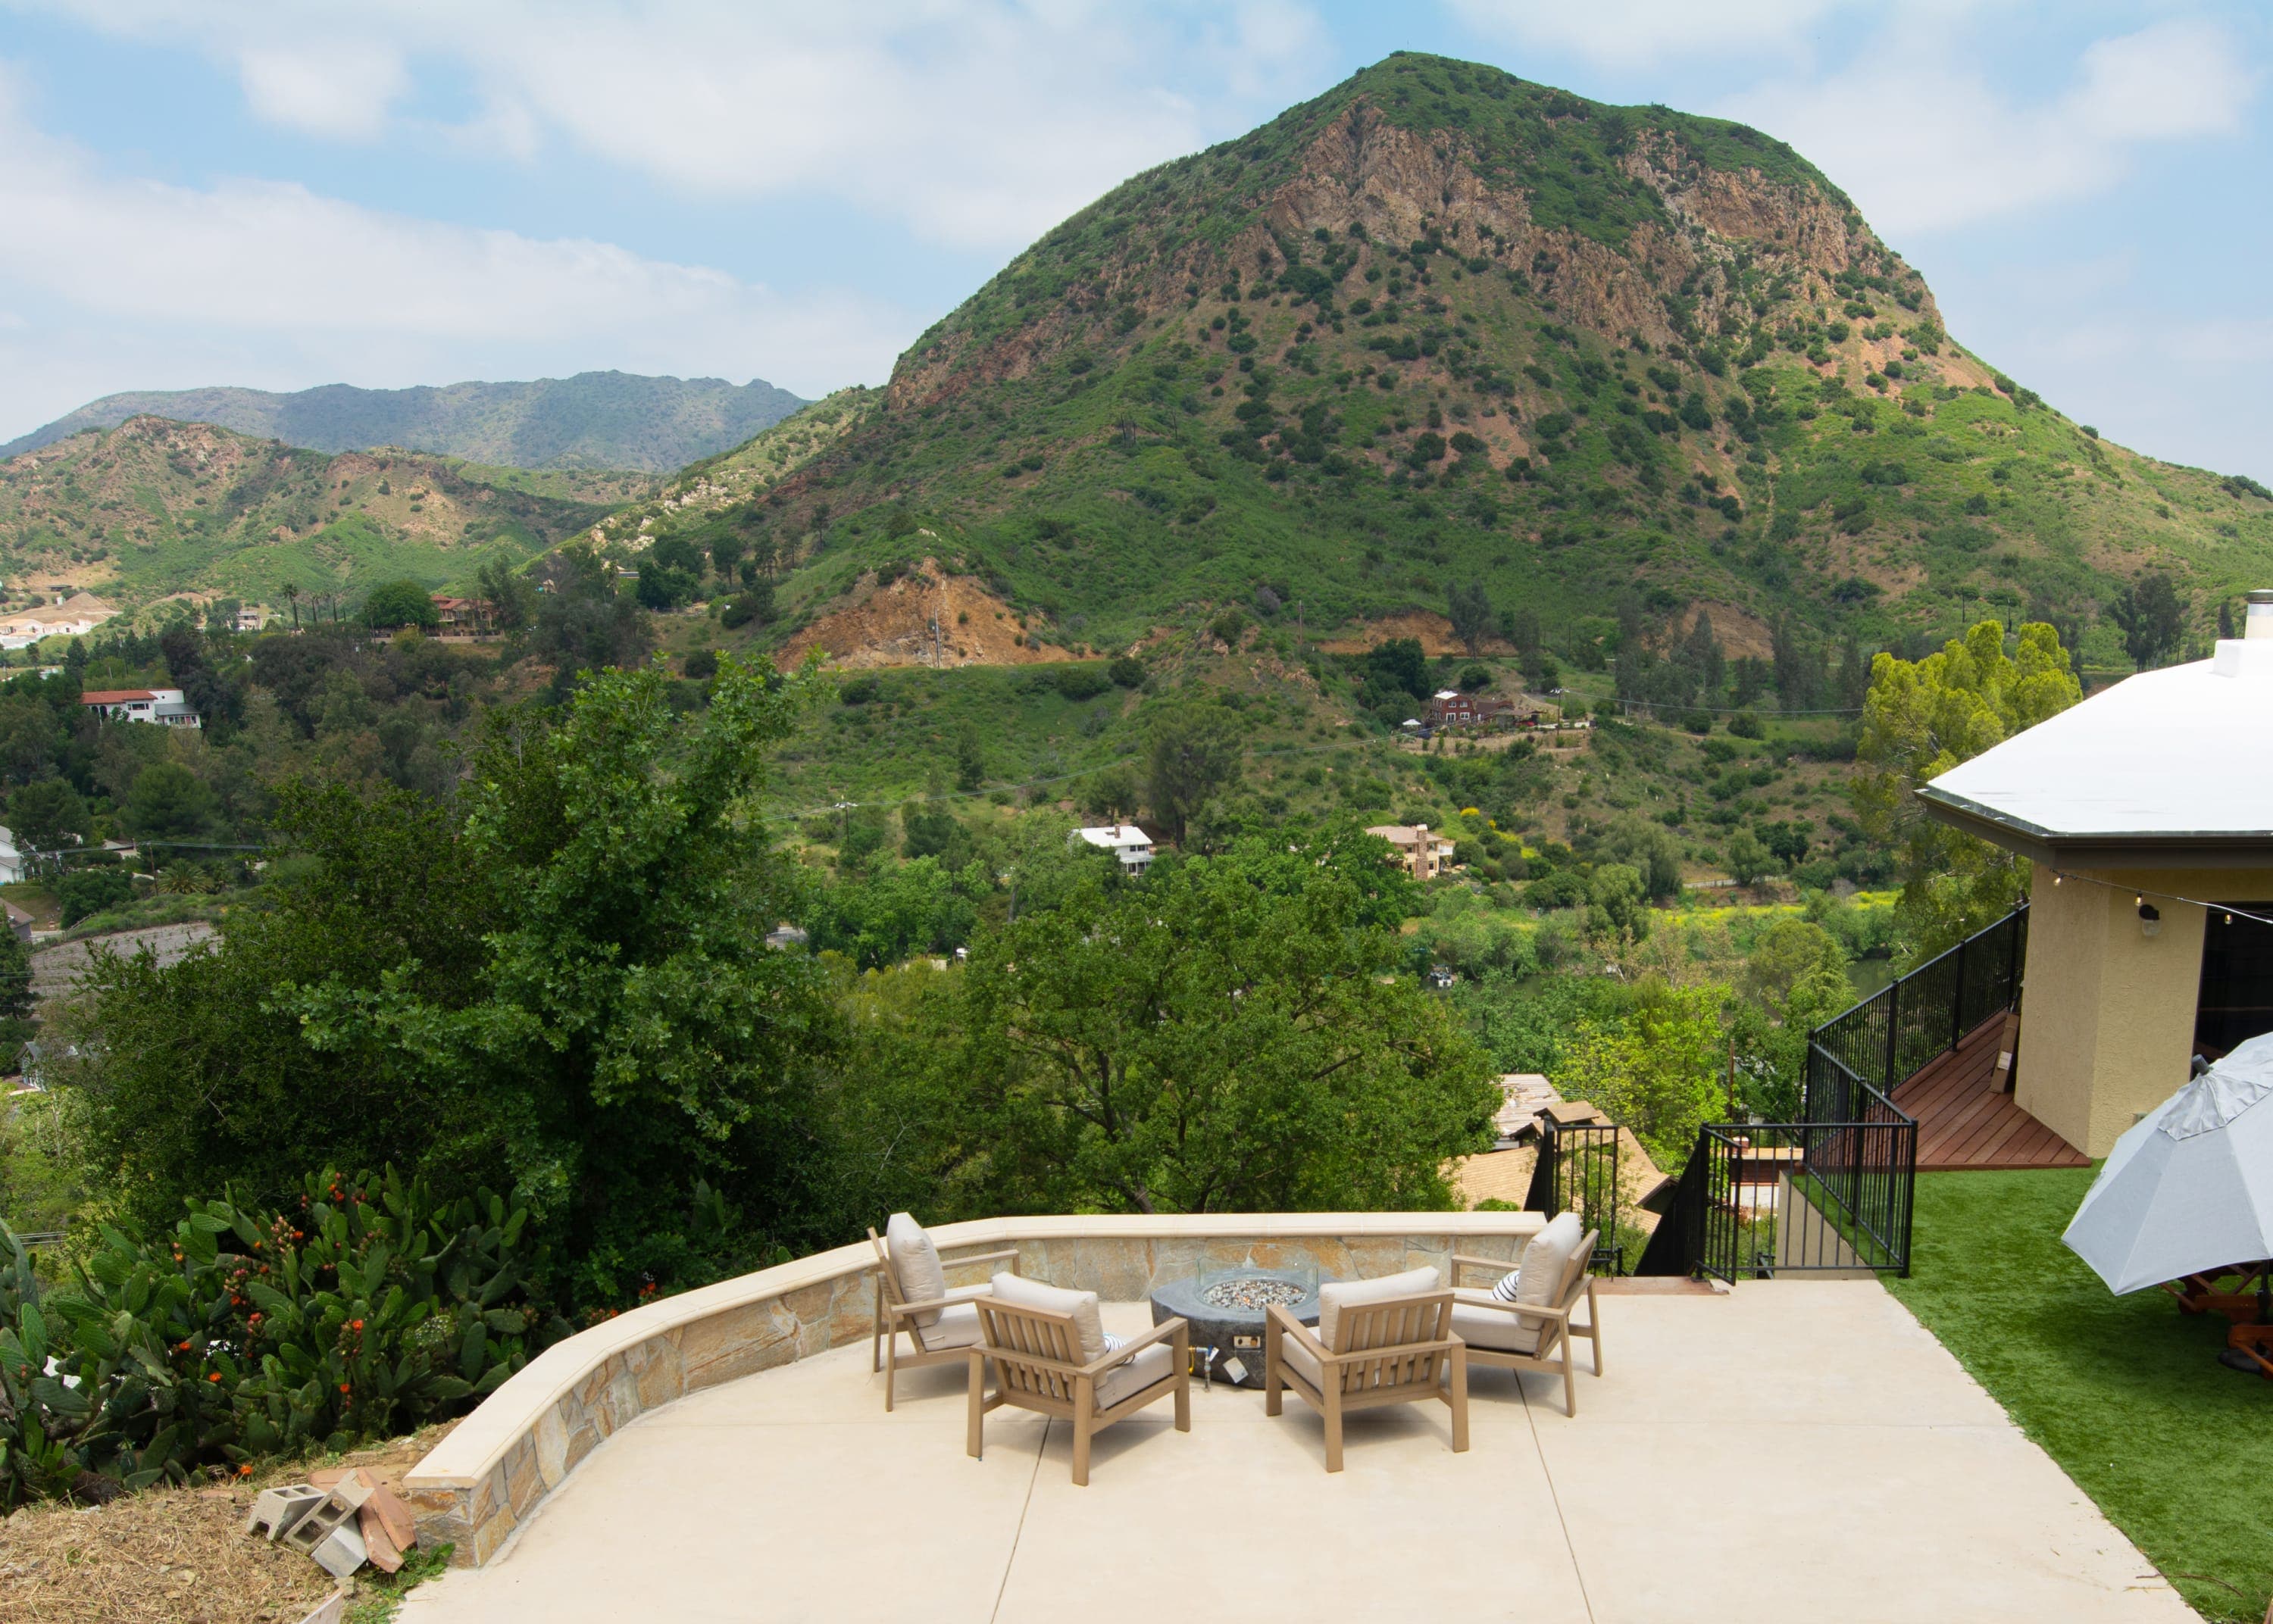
404, 1209, 1546, 1564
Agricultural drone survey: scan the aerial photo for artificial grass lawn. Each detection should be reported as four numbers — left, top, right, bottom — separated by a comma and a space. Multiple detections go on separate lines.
1886, 1169, 2272, 1622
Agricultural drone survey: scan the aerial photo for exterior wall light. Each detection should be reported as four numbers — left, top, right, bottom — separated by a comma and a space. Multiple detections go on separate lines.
2138, 901, 2162, 938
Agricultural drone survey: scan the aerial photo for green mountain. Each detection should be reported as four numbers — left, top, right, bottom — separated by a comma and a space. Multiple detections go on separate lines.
3, 371, 808, 474
717, 52, 2273, 680
0, 415, 637, 614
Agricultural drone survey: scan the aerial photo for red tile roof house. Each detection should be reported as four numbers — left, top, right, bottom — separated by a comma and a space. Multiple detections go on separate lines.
433, 597, 499, 639
80, 688, 200, 729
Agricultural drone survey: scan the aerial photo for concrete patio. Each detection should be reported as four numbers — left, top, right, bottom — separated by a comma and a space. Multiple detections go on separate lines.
402, 1279, 2193, 1624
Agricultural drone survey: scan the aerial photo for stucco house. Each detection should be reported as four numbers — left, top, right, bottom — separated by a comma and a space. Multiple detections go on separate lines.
80, 687, 202, 729
1918, 589, 2273, 1155
1365, 822, 1456, 882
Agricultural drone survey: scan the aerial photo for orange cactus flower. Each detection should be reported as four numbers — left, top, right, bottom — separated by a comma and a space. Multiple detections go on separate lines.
351, 1319, 364, 1331
207, 1372, 222, 1382
339, 1382, 352, 1394
238, 1464, 253, 1477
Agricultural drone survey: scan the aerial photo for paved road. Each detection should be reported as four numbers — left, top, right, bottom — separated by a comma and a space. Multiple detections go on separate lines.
30, 921, 216, 1000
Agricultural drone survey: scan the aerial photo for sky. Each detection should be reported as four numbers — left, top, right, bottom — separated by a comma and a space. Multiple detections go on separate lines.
2, 1, 2269, 477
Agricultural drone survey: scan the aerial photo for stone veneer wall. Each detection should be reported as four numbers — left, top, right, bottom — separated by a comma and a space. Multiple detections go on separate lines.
402, 1210, 1546, 1566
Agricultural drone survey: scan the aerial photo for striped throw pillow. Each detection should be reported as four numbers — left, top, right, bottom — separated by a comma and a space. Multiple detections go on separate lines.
1490, 1268, 1522, 1303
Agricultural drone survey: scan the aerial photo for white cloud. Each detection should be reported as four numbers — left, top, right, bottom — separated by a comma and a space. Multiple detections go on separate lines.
1718, 17, 2257, 236
234, 40, 408, 140
23, 0, 1332, 252
0, 70, 913, 432
1445, 0, 1860, 71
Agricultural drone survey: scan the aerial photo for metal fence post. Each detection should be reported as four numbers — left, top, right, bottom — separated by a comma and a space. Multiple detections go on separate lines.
1882, 976, 1901, 1094
1950, 936, 1967, 1049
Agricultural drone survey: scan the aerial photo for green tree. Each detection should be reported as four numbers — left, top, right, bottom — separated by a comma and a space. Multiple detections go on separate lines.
1724, 828, 1769, 885
2109, 572, 2187, 670
361, 579, 438, 631
1447, 582, 1493, 652
1587, 862, 1649, 942
903, 833, 1493, 1214
127, 762, 217, 837
954, 725, 986, 792
10, 778, 88, 851
75, 657, 848, 1303
476, 560, 537, 632
1555, 982, 1728, 1167
1852, 620, 2080, 963
1144, 704, 1242, 846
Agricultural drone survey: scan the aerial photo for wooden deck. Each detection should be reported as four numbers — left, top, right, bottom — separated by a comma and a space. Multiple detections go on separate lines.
1891, 1013, 2091, 1171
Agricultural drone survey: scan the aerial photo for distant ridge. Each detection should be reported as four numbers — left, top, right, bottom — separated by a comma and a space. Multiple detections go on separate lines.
2, 370, 809, 473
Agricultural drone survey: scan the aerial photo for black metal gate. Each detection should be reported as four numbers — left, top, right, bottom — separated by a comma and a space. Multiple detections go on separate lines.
1523, 1120, 1624, 1274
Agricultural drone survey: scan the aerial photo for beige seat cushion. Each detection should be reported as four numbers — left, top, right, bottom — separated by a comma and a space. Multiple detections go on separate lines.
1317, 1265, 1440, 1351
1449, 1295, 1544, 1355
1094, 1343, 1175, 1410
987, 1271, 1108, 1365
915, 1301, 982, 1352
886, 1212, 946, 1328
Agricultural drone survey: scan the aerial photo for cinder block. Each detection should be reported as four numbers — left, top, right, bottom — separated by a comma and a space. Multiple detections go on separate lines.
310, 1519, 368, 1579
282, 1497, 354, 1556
244, 1484, 327, 1542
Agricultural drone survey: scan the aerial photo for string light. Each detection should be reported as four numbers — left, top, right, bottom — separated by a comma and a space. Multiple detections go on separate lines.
2048, 870, 2273, 931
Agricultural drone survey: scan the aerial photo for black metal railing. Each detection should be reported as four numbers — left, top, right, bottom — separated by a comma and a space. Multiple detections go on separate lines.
1809, 904, 2028, 1104
1524, 1120, 1624, 1274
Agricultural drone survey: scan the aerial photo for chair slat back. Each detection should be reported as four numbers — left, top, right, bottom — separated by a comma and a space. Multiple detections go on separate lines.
1330, 1292, 1453, 1396
866, 1227, 908, 1313
977, 1301, 1084, 1405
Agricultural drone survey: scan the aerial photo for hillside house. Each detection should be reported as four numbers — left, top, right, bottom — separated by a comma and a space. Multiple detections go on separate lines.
1917, 589, 2273, 1154
80, 687, 201, 729
433, 596, 499, 639
1424, 689, 1515, 729
1365, 822, 1456, 881
0, 827, 23, 886
233, 606, 265, 632
1074, 823, 1155, 874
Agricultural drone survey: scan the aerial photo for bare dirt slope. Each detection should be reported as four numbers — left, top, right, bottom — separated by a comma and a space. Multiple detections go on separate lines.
782, 560, 1076, 669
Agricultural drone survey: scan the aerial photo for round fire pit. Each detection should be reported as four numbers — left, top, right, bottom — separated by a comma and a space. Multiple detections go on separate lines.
1148, 1266, 1327, 1389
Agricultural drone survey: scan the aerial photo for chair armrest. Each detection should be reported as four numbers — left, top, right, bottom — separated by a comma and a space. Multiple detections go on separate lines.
1266, 1303, 1327, 1359
1459, 1294, 1575, 1325
887, 1292, 966, 1320
1450, 1252, 1520, 1284
1077, 1316, 1187, 1376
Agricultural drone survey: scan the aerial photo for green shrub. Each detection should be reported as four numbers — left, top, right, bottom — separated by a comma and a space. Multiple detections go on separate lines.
1052, 665, 1112, 701
839, 676, 880, 706
1108, 656, 1146, 689
683, 649, 718, 680
0, 1168, 546, 1507
58, 865, 134, 927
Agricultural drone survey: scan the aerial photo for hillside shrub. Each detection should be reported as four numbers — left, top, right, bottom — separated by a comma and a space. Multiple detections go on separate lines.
0, 1168, 546, 1507
58, 866, 135, 927
1052, 666, 1112, 701
1108, 656, 1145, 689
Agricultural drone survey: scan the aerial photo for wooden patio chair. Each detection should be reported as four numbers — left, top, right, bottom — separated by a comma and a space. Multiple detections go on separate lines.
967, 1274, 1191, 1486
1449, 1218, 1602, 1418
867, 1215, 1021, 1411
1262, 1265, 1469, 1473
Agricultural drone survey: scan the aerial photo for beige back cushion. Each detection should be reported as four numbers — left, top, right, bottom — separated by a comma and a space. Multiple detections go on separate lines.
885, 1212, 946, 1329
1513, 1211, 1585, 1333
1317, 1265, 1440, 1351
990, 1271, 1108, 1365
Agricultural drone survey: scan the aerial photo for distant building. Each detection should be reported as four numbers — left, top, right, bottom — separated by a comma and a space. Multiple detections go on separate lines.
80, 687, 201, 729
1074, 823, 1156, 874
233, 606, 266, 632
1424, 689, 1516, 729
764, 923, 810, 951
0, 827, 23, 886
433, 596, 498, 639
0, 592, 115, 650
1365, 823, 1456, 881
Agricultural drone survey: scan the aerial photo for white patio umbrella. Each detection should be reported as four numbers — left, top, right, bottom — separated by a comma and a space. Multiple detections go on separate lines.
2062, 1032, 2273, 1295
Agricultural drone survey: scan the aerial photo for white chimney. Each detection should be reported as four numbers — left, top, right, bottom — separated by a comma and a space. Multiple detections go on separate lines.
2214, 589, 2273, 677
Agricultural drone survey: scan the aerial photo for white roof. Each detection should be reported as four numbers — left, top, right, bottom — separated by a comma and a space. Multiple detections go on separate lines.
1921, 640, 2273, 852
1434, 689, 1460, 700
1075, 824, 1152, 851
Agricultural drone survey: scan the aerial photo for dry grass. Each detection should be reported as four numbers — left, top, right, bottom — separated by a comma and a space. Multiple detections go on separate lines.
0, 1423, 455, 1624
